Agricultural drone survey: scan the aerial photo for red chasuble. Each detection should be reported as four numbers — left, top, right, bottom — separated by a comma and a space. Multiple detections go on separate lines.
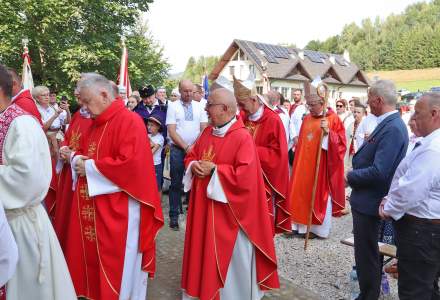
12, 89, 43, 126
54, 110, 92, 251
44, 159, 57, 220
242, 106, 291, 234
182, 119, 279, 300
289, 110, 346, 225
68, 100, 164, 299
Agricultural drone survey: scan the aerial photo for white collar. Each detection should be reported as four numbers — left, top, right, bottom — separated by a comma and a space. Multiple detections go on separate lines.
212, 117, 237, 137
79, 107, 91, 118
376, 110, 398, 124
419, 128, 440, 148
248, 104, 264, 121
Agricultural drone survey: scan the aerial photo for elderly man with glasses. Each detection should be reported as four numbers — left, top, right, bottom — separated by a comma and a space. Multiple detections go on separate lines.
288, 92, 347, 239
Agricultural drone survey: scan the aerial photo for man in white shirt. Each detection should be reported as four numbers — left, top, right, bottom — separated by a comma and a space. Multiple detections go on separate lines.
289, 89, 308, 165
266, 91, 291, 149
380, 92, 440, 300
166, 79, 208, 230
193, 83, 207, 108
355, 111, 378, 150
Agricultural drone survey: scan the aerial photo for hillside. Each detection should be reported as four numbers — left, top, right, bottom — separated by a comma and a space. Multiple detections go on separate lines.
367, 68, 440, 91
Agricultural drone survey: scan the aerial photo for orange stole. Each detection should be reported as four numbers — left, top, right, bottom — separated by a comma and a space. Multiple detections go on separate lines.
290, 112, 344, 225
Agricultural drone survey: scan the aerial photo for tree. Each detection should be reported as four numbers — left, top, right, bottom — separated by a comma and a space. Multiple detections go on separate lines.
0, 0, 169, 95
182, 56, 220, 84
302, 0, 440, 71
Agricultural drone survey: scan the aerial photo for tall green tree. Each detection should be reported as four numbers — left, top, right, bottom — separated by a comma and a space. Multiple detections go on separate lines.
0, 0, 169, 94
182, 56, 219, 84
302, 0, 440, 71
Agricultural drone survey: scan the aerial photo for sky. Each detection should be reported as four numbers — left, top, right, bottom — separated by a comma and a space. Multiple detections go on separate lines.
146, 0, 423, 73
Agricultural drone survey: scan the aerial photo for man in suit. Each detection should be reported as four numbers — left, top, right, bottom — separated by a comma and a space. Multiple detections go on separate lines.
347, 80, 408, 300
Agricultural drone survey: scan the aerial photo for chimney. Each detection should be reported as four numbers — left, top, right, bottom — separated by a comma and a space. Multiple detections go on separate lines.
298, 51, 304, 60
343, 50, 350, 63
329, 56, 336, 65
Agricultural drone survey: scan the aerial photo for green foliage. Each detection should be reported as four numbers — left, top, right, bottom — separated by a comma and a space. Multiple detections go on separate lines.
0, 0, 169, 96
303, 0, 440, 71
182, 56, 220, 84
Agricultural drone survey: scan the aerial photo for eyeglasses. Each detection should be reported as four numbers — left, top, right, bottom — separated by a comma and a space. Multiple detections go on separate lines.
305, 102, 321, 108
336, 105, 344, 108
206, 103, 225, 109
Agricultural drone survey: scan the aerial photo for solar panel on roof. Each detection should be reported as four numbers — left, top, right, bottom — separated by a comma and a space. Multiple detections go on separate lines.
242, 42, 262, 67
335, 56, 348, 67
305, 50, 324, 63
250, 42, 279, 64
265, 55, 278, 64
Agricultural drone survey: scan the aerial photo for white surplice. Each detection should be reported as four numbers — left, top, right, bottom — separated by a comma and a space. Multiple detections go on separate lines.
0, 114, 76, 300
182, 118, 264, 300
0, 201, 17, 286
81, 160, 148, 300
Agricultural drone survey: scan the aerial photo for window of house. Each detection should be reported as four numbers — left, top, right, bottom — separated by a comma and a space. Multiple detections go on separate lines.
273, 86, 279, 92
281, 87, 289, 99
256, 86, 263, 94
249, 64, 255, 75
229, 66, 235, 76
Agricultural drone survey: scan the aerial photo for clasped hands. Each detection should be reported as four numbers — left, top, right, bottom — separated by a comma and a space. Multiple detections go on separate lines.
74, 155, 89, 177
191, 160, 216, 178
59, 146, 73, 162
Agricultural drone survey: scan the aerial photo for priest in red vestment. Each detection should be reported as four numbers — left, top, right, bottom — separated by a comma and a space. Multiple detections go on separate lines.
288, 93, 346, 238
182, 87, 279, 300
233, 76, 290, 234
68, 73, 163, 300
7, 68, 43, 126
54, 101, 93, 251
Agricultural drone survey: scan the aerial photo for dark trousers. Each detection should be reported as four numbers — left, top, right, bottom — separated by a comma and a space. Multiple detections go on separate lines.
395, 217, 440, 300
169, 145, 185, 224
352, 209, 382, 300
154, 163, 163, 191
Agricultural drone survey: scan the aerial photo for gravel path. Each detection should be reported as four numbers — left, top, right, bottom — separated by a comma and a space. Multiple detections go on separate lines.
274, 211, 398, 300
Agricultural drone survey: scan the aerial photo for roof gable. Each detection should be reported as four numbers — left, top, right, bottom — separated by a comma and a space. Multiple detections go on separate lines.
209, 39, 369, 87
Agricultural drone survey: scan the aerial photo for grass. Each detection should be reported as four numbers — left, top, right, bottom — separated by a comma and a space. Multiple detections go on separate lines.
367, 68, 440, 92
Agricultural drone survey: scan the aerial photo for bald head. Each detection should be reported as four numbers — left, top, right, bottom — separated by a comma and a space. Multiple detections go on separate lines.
425, 92, 440, 109
413, 92, 440, 137
206, 88, 237, 127
179, 79, 194, 103
210, 88, 237, 113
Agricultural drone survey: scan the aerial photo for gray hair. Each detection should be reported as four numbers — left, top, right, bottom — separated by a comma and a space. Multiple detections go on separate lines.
369, 80, 397, 106
31, 85, 49, 100
423, 92, 440, 109
77, 73, 115, 98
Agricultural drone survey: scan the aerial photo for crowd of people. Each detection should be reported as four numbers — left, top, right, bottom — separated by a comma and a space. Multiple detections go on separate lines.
0, 61, 439, 300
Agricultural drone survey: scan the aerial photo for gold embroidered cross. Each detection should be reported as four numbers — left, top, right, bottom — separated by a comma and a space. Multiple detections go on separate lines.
81, 205, 94, 222
201, 145, 215, 162
84, 225, 96, 242
88, 142, 97, 157
80, 185, 90, 201
69, 130, 81, 151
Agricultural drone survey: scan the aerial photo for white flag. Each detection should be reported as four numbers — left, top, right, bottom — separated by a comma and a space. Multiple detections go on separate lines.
21, 48, 34, 90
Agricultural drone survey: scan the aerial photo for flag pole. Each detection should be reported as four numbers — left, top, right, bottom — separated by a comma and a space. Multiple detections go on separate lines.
304, 82, 329, 250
